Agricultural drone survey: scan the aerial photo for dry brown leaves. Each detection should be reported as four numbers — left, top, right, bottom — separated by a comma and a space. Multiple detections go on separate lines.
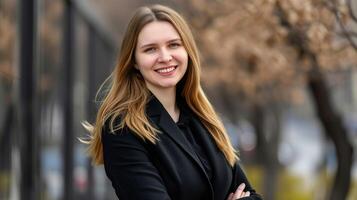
180, 0, 357, 106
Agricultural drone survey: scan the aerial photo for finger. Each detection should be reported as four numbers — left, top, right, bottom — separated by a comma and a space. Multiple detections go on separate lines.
235, 192, 245, 200
244, 191, 250, 197
233, 183, 245, 199
227, 193, 234, 200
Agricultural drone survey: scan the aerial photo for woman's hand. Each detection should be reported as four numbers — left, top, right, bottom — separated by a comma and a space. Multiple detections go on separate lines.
227, 183, 250, 200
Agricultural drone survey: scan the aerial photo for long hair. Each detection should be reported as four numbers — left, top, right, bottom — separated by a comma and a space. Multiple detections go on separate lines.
83, 4, 238, 166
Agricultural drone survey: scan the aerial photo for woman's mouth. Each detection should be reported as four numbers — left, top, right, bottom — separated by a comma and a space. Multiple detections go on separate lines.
155, 65, 177, 75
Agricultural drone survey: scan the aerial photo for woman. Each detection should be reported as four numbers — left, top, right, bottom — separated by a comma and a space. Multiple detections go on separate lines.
84, 4, 263, 200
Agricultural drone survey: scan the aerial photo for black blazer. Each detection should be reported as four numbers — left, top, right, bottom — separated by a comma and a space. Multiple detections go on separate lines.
102, 96, 263, 200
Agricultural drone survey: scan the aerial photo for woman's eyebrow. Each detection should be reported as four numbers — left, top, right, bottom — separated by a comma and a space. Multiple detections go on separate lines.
139, 38, 182, 49
167, 38, 181, 43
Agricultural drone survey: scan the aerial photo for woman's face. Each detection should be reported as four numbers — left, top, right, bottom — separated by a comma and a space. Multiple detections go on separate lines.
134, 21, 188, 93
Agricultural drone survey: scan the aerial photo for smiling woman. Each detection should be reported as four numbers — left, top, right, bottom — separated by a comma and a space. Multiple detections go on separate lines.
82, 4, 263, 200
134, 21, 188, 97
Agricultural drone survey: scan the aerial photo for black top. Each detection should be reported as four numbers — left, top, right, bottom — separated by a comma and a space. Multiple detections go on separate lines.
176, 105, 213, 181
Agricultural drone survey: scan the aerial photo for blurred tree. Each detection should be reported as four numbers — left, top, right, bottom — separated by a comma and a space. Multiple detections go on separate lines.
0, 2, 16, 137
88, 0, 178, 40
179, 0, 356, 199
38, 0, 62, 106
275, 1, 355, 199
0, 0, 63, 198
0, 1, 16, 198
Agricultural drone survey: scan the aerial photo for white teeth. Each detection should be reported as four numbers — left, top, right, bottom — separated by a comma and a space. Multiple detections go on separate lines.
157, 66, 175, 73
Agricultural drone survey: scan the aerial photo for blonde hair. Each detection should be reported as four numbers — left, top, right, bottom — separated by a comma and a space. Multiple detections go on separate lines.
83, 4, 238, 166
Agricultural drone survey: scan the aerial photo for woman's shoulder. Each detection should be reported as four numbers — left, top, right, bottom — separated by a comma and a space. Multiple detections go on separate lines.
102, 115, 123, 132
102, 115, 131, 139
101, 116, 147, 148
101, 115, 149, 145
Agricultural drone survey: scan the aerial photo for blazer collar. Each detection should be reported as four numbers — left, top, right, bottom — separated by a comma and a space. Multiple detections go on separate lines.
145, 95, 209, 172
146, 95, 164, 117
145, 95, 190, 147
146, 95, 215, 198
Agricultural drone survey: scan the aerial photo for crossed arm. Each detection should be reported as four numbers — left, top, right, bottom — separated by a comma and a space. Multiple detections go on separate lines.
228, 163, 263, 200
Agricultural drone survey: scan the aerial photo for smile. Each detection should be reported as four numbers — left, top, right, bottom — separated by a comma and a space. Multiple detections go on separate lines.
155, 65, 177, 74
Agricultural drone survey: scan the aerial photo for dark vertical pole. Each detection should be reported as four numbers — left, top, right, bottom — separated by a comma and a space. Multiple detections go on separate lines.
63, 0, 74, 199
86, 29, 96, 200
18, 0, 37, 200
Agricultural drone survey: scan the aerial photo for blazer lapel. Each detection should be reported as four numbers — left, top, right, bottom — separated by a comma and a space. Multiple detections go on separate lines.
146, 96, 209, 175
146, 95, 215, 199
158, 109, 202, 162
190, 117, 233, 200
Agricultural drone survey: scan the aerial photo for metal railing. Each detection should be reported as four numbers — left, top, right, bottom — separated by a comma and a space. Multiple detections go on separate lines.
14, 0, 118, 199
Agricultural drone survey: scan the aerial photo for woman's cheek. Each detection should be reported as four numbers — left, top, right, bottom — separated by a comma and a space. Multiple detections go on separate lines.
137, 55, 157, 69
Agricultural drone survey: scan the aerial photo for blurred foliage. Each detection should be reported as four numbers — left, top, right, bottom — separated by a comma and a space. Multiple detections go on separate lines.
245, 165, 357, 200
179, 0, 357, 108
0, 0, 15, 85
0, 171, 10, 199
0, 1, 15, 199
347, 177, 357, 200
245, 166, 311, 200
277, 170, 314, 200
39, 0, 62, 66
243, 165, 264, 193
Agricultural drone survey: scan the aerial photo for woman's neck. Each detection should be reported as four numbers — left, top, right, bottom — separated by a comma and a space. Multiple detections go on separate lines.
149, 87, 180, 122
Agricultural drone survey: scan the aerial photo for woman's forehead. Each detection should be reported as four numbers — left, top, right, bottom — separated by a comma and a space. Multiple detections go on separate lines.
136, 21, 181, 47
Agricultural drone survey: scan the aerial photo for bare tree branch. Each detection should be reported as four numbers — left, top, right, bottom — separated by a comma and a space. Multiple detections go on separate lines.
347, 0, 357, 22
329, 0, 357, 51
336, 30, 357, 38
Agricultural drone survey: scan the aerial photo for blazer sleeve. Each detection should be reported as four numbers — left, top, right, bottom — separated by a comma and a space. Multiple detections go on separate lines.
230, 163, 263, 200
102, 126, 172, 200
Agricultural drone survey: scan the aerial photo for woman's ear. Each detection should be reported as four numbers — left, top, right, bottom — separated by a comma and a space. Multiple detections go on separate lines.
134, 64, 139, 70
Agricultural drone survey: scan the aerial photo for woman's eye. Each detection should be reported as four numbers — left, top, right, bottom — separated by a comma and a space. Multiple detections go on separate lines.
144, 47, 156, 53
169, 43, 181, 48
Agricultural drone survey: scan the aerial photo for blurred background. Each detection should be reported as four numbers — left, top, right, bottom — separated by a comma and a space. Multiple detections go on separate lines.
0, 0, 357, 199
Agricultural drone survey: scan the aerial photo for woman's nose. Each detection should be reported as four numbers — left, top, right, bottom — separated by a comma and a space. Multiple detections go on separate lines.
158, 49, 172, 62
